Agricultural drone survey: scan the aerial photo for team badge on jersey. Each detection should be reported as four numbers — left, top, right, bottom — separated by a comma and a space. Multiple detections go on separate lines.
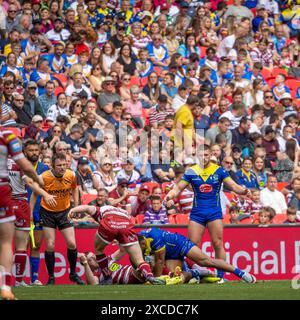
199, 184, 212, 193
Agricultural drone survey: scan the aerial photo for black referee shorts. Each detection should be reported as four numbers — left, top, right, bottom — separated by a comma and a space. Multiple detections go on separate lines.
40, 207, 73, 230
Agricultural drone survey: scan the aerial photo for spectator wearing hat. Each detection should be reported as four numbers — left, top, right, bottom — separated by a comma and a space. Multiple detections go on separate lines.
45, 17, 70, 43
37, 80, 57, 115
24, 115, 48, 141
173, 1, 192, 31
279, 93, 297, 120
96, 76, 121, 118
128, 184, 151, 217
65, 72, 92, 102
231, 144, 243, 171
262, 125, 280, 162
24, 81, 45, 118
108, 178, 131, 211
76, 156, 98, 198
116, 157, 141, 193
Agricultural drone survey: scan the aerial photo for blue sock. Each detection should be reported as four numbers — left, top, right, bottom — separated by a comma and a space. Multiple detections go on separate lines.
217, 270, 225, 278
190, 269, 199, 279
233, 268, 245, 279
30, 256, 40, 283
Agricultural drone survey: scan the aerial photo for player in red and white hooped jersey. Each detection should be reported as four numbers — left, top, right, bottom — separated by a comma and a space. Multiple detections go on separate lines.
68, 205, 165, 285
7, 159, 57, 287
78, 252, 144, 285
176, 188, 194, 215
0, 126, 43, 300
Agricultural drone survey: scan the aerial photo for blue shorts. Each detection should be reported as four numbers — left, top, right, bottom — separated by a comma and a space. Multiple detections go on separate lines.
190, 208, 223, 227
33, 210, 43, 231
165, 234, 195, 260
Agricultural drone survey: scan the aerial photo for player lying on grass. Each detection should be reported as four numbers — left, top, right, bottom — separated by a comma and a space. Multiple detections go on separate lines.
68, 205, 165, 285
138, 228, 257, 284
78, 252, 208, 285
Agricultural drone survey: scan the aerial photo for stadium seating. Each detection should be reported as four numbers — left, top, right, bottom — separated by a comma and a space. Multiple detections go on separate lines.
261, 68, 272, 80
285, 79, 300, 99
271, 68, 288, 77
53, 73, 68, 89
223, 214, 231, 224
161, 182, 173, 194
239, 217, 252, 224
272, 214, 286, 224
135, 214, 144, 224
175, 214, 189, 224
224, 192, 235, 202
81, 194, 97, 205
276, 182, 289, 192
168, 214, 177, 224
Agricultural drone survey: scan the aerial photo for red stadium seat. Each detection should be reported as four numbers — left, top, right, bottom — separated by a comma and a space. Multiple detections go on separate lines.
223, 214, 231, 224
168, 214, 177, 224
271, 68, 288, 77
129, 76, 140, 87
5, 127, 21, 137
261, 68, 272, 80
199, 46, 207, 58
135, 214, 144, 224
175, 214, 189, 225
153, 66, 161, 77
276, 182, 289, 192
80, 148, 88, 156
286, 79, 300, 99
140, 77, 148, 87
224, 192, 234, 202
81, 194, 97, 205
53, 73, 68, 89
266, 76, 276, 89
272, 214, 286, 224
251, 213, 260, 224
54, 86, 64, 96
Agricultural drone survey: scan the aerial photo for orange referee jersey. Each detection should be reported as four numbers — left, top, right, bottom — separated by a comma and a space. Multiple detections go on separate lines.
41, 169, 77, 212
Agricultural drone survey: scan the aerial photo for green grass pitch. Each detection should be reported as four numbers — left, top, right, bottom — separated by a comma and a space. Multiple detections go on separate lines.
12, 281, 300, 300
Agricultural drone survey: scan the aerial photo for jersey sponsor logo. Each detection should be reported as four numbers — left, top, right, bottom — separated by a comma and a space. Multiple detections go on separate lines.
199, 184, 212, 193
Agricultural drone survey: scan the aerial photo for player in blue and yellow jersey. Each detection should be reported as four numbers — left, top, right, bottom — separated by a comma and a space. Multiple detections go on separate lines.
24, 139, 49, 286
138, 228, 256, 284
165, 144, 251, 281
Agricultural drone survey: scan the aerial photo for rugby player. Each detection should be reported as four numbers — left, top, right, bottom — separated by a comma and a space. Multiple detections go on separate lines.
37, 153, 84, 285
165, 144, 252, 281
139, 228, 256, 283
0, 127, 42, 300
68, 204, 165, 285
23, 139, 49, 285
8, 158, 57, 287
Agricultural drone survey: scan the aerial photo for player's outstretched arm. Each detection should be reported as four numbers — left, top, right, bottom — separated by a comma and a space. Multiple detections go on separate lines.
224, 178, 251, 197
164, 181, 188, 205
68, 205, 96, 220
16, 157, 43, 187
78, 253, 98, 285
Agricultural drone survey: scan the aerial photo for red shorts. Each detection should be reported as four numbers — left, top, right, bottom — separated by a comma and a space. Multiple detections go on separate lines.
11, 199, 31, 230
97, 214, 138, 246
0, 185, 14, 224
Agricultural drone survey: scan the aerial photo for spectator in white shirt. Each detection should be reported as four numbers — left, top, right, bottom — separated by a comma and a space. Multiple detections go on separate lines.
46, 17, 70, 42
260, 175, 287, 214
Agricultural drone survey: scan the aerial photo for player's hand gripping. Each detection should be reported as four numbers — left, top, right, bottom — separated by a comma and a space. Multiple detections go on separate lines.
68, 208, 81, 221
44, 194, 57, 208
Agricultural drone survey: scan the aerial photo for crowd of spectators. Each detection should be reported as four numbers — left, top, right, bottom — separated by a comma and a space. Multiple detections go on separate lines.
1, 0, 300, 225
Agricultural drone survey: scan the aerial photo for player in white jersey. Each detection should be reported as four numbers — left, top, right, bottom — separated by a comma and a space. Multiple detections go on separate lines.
7, 159, 57, 287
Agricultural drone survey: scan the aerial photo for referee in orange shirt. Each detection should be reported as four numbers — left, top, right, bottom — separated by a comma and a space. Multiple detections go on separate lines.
39, 153, 84, 285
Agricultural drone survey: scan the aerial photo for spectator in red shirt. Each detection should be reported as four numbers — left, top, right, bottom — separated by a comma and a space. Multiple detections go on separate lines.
108, 178, 131, 212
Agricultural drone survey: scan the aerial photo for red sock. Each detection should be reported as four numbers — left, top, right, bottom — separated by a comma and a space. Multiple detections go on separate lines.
14, 250, 27, 282
96, 254, 110, 278
185, 258, 194, 269
2, 272, 13, 288
138, 262, 153, 280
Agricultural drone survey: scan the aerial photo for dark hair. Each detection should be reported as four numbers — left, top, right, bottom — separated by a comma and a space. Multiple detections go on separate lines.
23, 139, 39, 150
52, 152, 66, 165
150, 195, 162, 202
69, 98, 81, 115
229, 205, 239, 214
186, 94, 200, 105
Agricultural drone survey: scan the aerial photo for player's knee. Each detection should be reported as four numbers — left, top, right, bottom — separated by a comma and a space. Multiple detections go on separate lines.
46, 240, 55, 251
211, 238, 223, 250
67, 242, 76, 250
